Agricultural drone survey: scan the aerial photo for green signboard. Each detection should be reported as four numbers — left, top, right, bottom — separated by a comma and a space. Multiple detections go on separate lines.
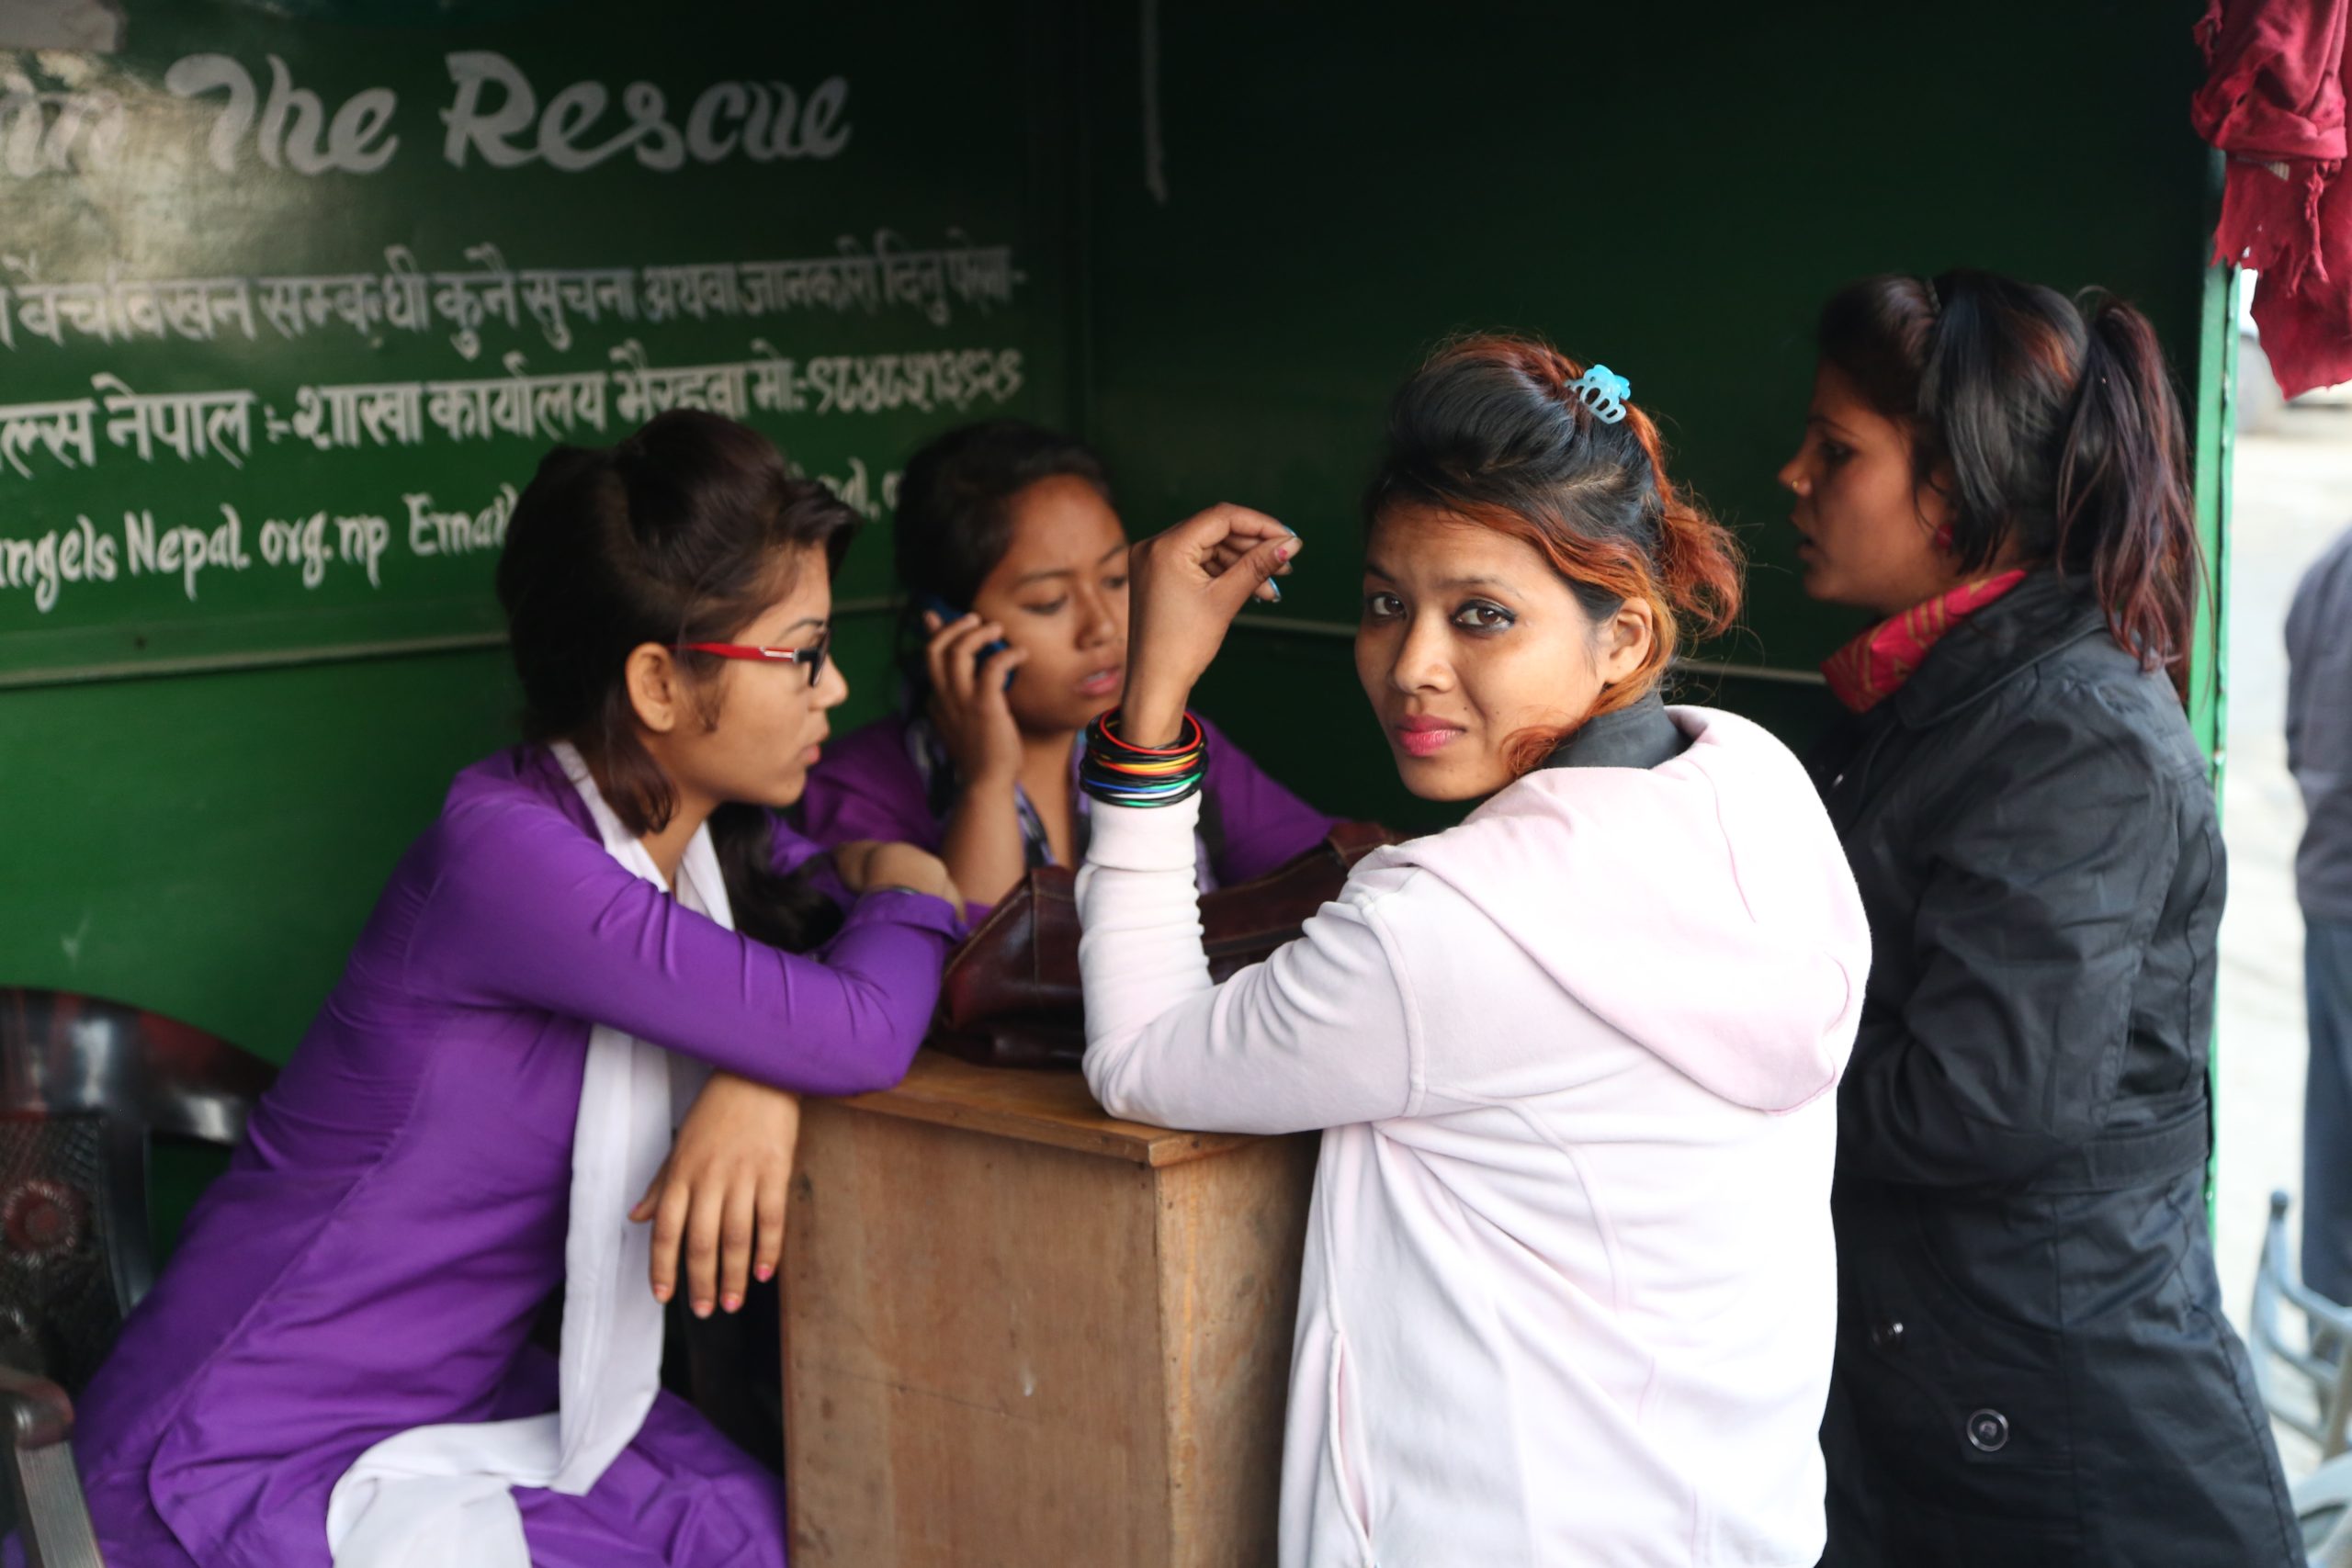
0, 0, 1069, 685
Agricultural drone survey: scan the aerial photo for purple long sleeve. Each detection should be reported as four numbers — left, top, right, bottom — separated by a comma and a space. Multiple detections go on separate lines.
796, 715, 945, 852
69, 746, 956, 1568
1193, 713, 1340, 884
402, 770, 959, 1099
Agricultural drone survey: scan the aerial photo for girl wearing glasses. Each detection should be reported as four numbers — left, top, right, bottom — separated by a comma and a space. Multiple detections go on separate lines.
797, 419, 1336, 912
69, 412, 959, 1568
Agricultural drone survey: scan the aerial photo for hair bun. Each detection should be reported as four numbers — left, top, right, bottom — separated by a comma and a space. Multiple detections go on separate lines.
1366, 333, 1744, 736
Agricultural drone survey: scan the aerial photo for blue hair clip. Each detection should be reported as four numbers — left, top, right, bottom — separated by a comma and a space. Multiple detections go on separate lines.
1571, 365, 1632, 424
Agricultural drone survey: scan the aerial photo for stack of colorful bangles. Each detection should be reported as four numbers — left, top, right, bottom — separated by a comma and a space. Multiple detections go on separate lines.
1080, 709, 1210, 808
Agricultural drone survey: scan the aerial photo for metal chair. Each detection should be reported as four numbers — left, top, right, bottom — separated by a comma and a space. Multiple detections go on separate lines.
2300, 1456, 2352, 1568
2252, 1190, 2352, 1461
2245, 1189, 2352, 1565
0, 988, 275, 1568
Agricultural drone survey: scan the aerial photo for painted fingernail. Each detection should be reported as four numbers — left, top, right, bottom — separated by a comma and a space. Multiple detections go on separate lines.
652, 1284, 673, 1303
693, 1299, 714, 1319
1265, 581, 1283, 603
1277, 544, 1296, 563
755, 1264, 775, 1283
722, 1293, 742, 1314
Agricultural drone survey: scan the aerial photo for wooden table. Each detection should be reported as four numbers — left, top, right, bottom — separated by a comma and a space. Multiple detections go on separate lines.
781, 1049, 1318, 1568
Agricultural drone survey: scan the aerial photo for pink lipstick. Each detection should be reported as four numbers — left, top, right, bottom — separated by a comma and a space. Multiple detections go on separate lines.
1394, 716, 1464, 758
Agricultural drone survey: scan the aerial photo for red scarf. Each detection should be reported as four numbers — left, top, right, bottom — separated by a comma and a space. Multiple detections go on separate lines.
1821, 570, 2030, 714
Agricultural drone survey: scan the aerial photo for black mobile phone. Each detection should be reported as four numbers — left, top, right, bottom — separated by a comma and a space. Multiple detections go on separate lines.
914, 592, 1018, 691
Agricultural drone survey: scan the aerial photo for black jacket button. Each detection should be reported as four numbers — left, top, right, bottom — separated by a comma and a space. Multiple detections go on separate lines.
1870, 1319, 1905, 1349
1967, 1408, 2010, 1452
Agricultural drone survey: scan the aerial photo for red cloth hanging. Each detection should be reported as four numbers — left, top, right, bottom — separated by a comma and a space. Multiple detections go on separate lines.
2194, 0, 2352, 396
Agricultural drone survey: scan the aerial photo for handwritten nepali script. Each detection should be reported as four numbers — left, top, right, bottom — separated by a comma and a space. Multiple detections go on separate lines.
0, 343, 1023, 479
0, 231, 1023, 360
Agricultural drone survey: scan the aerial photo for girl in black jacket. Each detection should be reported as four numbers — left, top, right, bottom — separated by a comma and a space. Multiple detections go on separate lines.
1780, 270, 2300, 1567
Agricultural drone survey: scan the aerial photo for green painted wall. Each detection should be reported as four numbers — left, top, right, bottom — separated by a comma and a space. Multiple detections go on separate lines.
0, 1, 1072, 680
0, 1, 1075, 1071
4, 0, 2227, 1090
1076, 1, 2222, 833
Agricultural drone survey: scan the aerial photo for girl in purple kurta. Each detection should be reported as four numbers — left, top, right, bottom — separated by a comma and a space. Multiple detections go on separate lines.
797, 421, 1333, 910
71, 412, 963, 1567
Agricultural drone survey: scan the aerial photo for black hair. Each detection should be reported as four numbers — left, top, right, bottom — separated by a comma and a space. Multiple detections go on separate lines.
496, 408, 855, 951
888, 419, 1111, 666
1364, 333, 1743, 768
1818, 269, 2202, 697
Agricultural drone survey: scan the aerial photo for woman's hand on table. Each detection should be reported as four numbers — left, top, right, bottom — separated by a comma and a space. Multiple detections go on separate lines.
831, 840, 963, 908
632, 1070, 799, 1316
1122, 503, 1299, 745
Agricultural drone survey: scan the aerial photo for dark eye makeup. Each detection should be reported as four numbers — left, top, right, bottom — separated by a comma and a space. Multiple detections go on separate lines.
1361, 591, 1516, 633
1453, 599, 1515, 632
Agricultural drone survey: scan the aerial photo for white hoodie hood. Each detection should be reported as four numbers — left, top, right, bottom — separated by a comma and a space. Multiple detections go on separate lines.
1076, 701, 1867, 1565
1385, 705, 1869, 1113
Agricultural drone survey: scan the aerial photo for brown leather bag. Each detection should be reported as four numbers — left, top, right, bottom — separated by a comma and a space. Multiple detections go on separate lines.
933, 821, 1404, 1070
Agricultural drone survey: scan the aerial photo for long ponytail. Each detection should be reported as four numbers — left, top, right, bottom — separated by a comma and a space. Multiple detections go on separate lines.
2055, 294, 2201, 696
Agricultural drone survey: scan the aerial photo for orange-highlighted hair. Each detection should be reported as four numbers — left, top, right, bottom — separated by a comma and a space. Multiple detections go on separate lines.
1363, 333, 1744, 775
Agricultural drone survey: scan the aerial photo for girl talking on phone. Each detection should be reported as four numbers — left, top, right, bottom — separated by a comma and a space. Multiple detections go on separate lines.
797, 420, 1336, 912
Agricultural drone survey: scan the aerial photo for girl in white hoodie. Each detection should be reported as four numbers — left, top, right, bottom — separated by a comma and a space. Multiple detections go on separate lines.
1074, 336, 1871, 1567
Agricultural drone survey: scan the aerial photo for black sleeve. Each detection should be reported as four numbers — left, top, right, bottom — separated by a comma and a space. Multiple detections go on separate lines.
1837, 696, 2186, 1187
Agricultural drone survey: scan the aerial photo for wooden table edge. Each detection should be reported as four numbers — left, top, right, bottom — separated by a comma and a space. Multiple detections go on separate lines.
831, 1048, 1261, 1168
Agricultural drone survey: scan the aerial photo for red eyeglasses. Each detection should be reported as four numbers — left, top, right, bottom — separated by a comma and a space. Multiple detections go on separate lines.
677, 628, 832, 686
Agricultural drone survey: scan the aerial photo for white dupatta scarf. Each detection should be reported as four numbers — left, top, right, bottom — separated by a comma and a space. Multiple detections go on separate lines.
325, 742, 721, 1566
